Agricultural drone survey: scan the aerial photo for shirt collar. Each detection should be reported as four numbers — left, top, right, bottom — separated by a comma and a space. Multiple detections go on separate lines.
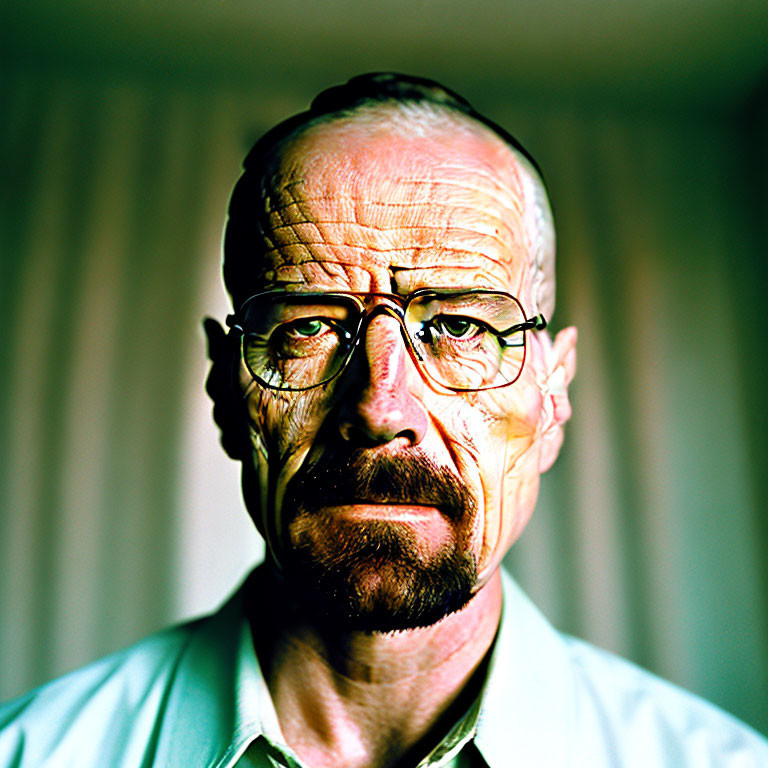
153, 581, 264, 766
473, 567, 574, 768
156, 566, 573, 767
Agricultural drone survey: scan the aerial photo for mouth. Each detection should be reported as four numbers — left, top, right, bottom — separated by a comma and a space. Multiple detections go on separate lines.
316, 502, 455, 550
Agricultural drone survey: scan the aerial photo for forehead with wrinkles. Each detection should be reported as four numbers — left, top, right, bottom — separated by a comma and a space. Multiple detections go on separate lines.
237, 108, 554, 314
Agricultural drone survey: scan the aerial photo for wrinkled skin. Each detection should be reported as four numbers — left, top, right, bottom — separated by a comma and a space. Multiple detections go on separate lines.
228, 113, 577, 605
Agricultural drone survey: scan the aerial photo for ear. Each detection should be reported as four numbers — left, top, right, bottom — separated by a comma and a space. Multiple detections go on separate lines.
538, 326, 577, 473
203, 317, 251, 462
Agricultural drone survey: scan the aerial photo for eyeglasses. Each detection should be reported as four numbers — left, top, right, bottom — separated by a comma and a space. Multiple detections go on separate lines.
226, 289, 547, 393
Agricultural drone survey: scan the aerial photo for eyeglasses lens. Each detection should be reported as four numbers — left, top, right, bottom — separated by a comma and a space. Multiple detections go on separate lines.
406, 292, 527, 390
242, 295, 358, 391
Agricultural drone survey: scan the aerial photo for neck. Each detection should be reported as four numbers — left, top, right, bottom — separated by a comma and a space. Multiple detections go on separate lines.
249, 567, 503, 768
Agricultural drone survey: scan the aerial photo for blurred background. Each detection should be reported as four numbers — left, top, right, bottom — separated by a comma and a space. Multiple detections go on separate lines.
2, 0, 767, 735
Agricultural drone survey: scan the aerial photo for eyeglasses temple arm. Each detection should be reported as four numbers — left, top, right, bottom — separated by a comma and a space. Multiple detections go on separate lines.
497, 314, 548, 348
500, 313, 547, 336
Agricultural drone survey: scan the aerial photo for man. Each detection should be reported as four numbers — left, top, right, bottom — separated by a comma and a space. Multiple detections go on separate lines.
1, 73, 766, 767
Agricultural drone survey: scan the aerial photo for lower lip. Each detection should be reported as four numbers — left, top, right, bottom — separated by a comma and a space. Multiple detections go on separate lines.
321, 504, 441, 521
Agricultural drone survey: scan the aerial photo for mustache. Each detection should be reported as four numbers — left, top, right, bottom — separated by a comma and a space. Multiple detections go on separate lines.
284, 447, 475, 522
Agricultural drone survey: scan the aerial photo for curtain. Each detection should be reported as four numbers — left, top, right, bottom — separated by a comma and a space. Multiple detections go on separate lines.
1, 67, 766, 734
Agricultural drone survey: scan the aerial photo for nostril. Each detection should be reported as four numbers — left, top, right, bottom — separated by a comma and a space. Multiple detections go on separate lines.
337, 382, 429, 446
338, 397, 424, 445
338, 420, 419, 447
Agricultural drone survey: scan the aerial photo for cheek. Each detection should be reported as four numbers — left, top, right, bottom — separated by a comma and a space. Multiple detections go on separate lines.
242, 382, 332, 554
432, 384, 545, 578
245, 383, 327, 461
483, 386, 546, 574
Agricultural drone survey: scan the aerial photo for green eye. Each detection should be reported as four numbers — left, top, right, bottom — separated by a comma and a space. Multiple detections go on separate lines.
433, 316, 481, 339
285, 318, 327, 338
267, 316, 342, 362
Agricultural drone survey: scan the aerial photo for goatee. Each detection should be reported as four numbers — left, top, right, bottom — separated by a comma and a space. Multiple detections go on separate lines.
280, 447, 479, 633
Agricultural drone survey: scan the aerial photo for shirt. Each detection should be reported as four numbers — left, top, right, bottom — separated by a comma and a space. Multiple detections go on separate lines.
1, 566, 766, 767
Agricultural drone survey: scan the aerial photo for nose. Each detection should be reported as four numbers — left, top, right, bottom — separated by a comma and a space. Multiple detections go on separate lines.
337, 313, 429, 446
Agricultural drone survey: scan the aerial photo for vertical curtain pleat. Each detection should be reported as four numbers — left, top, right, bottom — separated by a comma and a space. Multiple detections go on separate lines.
3, 77, 92, 692
539, 110, 633, 656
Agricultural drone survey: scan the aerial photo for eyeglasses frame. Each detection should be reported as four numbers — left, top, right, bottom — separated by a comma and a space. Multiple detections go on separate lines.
226, 288, 547, 393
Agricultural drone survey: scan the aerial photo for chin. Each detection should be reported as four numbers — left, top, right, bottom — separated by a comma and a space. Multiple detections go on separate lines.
282, 516, 478, 633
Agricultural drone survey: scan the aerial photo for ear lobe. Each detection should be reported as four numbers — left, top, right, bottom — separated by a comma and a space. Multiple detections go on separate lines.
539, 326, 577, 473
204, 317, 250, 461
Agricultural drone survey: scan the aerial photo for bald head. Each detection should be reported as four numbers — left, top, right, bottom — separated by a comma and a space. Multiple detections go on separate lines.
224, 74, 556, 318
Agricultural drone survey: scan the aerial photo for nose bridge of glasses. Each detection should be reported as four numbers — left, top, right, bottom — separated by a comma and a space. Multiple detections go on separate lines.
357, 296, 407, 343
360, 299, 405, 324
356, 300, 421, 361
